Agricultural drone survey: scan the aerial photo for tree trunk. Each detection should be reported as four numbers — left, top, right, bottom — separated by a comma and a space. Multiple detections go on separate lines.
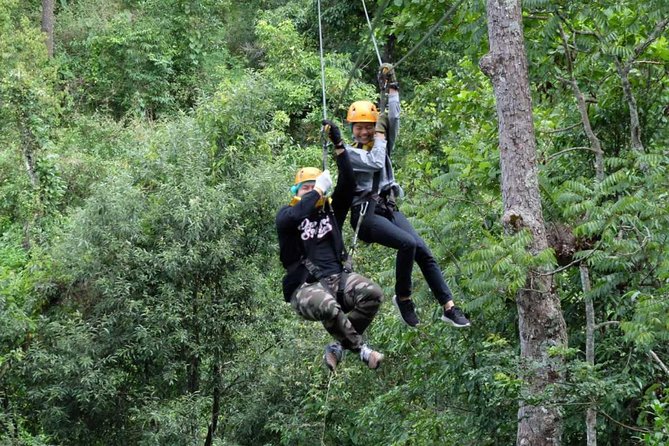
384, 34, 396, 63
204, 359, 222, 446
580, 264, 597, 446
614, 59, 643, 152
611, 17, 669, 154
19, 115, 40, 250
479, 1, 568, 445
187, 286, 200, 393
558, 24, 604, 181
41, 0, 55, 58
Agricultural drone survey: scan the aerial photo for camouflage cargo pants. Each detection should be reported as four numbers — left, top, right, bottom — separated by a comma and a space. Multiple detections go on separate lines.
291, 272, 383, 351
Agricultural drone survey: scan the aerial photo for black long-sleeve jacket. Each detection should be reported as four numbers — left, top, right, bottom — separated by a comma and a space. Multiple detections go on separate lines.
276, 151, 356, 301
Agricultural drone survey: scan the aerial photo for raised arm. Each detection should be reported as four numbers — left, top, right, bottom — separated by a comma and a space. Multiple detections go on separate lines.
275, 189, 322, 231
386, 88, 400, 156
377, 63, 400, 156
331, 149, 356, 227
322, 119, 358, 227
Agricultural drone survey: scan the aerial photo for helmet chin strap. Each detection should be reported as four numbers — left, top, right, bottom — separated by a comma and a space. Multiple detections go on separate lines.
353, 135, 374, 150
289, 195, 331, 208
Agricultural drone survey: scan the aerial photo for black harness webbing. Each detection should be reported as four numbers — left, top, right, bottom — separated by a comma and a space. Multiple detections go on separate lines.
302, 257, 350, 302
298, 206, 352, 302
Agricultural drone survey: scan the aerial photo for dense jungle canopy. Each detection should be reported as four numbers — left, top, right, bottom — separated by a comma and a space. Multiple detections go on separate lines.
1, 0, 668, 445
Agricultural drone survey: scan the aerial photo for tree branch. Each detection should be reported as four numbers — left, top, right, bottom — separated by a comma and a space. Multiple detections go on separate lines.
525, 14, 550, 20
538, 241, 603, 276
614, 57, 644, 152
649, 350, 669, 378
598, 409, 653, 434
557, 22, 605, 179
625, 17, 669, 71
635, 60, 664, 66
538, 123, 581, 134
594, 320, 620, 330
546, 146, 603, 163
614, 16, 669, 154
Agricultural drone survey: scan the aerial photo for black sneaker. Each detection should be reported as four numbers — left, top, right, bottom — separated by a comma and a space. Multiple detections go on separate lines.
359, 344, 384, 370
323, 342, 343, 371
441, 306, 471, 328
393, 295, 420, 327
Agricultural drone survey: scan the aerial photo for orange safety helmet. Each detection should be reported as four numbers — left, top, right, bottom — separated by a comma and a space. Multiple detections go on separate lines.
289, 167, 329, 207
346, 101, 378, 123
291, 167, 321, 195
293, 167, 321, 186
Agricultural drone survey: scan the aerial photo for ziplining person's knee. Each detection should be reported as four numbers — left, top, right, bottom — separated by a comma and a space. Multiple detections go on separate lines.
291, 284, 340, 322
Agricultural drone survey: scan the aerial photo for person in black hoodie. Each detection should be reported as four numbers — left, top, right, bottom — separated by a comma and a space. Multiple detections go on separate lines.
276, 121, 384, 371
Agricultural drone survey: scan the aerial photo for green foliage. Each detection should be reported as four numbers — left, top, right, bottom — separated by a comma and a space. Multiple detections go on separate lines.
0, 0, 61, 228
640, 397, 669, 446
621, 291, 669, 349
381, 0, 487, 86
197, 71, 279, 179
253, 17, 376, 123
9, 116, 288, 445
0, 143, 29, 229
197, 16, 377, 182
76, 12, 178, 117
1, 1, 668, 445
57, 0, 233, 118
0, 229, 55, 445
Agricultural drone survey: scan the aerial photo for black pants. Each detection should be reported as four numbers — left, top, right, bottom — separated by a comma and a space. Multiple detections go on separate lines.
351, 203, 453, 305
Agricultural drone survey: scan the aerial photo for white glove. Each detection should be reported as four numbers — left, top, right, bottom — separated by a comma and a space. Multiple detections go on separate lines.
314, 170, 332, 195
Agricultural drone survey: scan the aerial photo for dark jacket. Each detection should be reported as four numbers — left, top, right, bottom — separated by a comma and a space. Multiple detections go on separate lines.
276, 151, 356, 301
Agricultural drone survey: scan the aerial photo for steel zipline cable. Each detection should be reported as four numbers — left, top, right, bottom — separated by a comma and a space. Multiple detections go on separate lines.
334, 0, 464, 118
316, 0, 329, 171
361, 0, 383, 66
320, 0, 465, 134
393, 0, 465, 69
317, 0, 389, 168
361, 0, 465, 113
331, 0, 392, 117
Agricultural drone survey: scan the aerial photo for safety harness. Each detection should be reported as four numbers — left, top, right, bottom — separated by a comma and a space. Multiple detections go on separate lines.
287, 206, 352, 301
313, 0, 463, 279
348, 70, 397, 250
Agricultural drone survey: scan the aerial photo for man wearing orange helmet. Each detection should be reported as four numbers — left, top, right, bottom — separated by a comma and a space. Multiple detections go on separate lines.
276, 131, 385, 371
340, 64, 471, 329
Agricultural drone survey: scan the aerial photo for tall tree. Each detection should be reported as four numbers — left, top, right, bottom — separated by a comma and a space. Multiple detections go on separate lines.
479, 1, 568, 444
41, 0, 54, 57
613, 17, 669, 153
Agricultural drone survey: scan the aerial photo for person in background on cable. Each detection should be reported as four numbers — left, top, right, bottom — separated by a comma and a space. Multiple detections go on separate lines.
276, 121, 385, 371
336, 63, 471, 329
